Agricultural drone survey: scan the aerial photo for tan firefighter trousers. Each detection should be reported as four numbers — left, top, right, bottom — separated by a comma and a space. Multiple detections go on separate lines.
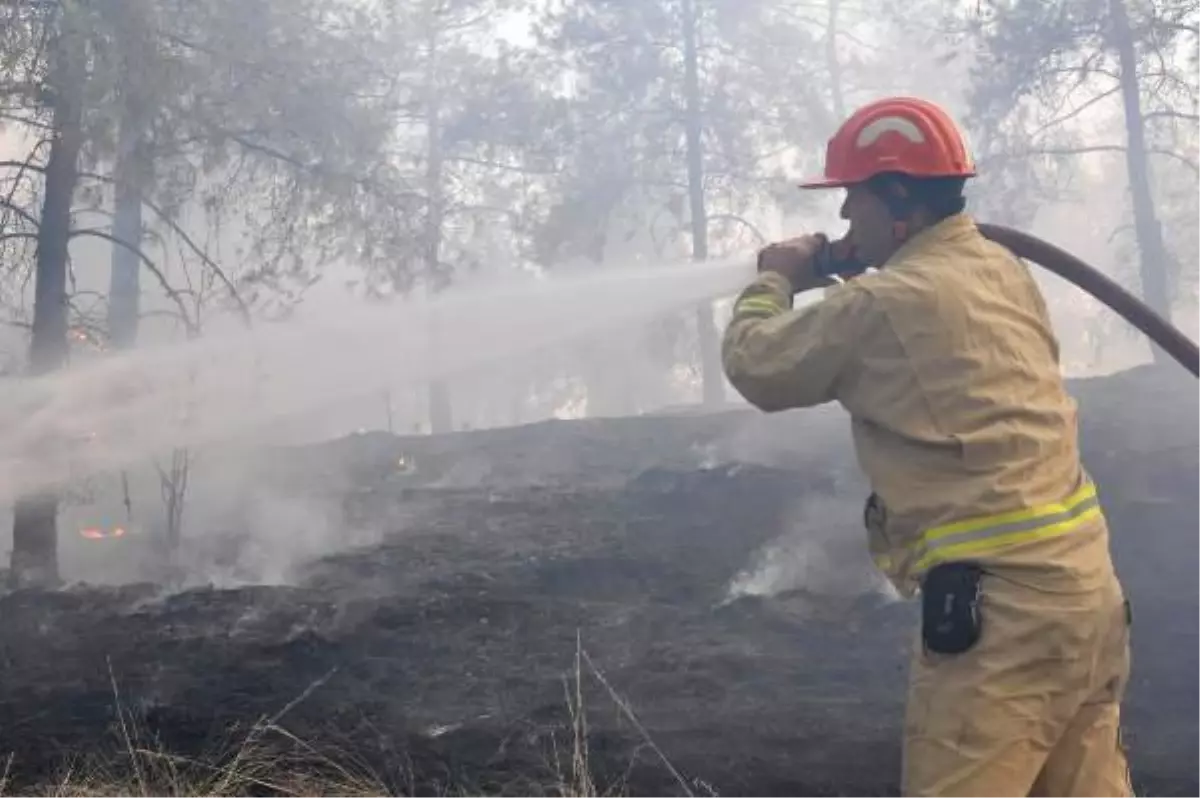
902, 569, 1133, 797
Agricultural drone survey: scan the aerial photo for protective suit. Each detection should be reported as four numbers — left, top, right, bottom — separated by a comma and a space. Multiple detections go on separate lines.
722, 212, 1133, 796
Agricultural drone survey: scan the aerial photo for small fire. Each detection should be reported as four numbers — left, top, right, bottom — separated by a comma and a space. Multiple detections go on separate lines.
79, 526, 127, 540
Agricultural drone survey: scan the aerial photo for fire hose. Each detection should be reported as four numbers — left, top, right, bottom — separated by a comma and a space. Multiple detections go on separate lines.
814, 224, 1199, 378
977, 224, 1199, 379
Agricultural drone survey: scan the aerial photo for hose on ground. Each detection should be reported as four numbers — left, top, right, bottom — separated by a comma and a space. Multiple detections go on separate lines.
977, 223, 1199, 378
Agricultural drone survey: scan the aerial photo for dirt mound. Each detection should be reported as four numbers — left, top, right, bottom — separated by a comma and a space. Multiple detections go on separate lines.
0, 364, 1195, 795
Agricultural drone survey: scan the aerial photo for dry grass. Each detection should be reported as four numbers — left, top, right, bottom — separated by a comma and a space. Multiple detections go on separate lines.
7, 637, 698, 798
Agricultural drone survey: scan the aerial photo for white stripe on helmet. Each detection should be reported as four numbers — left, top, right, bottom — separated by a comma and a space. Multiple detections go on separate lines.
855, 116, 925, 148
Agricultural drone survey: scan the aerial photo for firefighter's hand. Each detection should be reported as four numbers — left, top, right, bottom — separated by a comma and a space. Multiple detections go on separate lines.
756, 234, 827, 294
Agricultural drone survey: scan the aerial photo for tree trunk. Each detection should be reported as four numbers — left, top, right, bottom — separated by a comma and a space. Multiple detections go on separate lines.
681, 0, 723, 407
107, 113, 148, 350
160, 449, 189, 557
1109, 0, 1173, 337
428, 379, 452, 434
10, 21, 86, 589
424, 23, 452, 434
825, 0, 846, 120
109, 116, 188, 572
27, 107, 82, 373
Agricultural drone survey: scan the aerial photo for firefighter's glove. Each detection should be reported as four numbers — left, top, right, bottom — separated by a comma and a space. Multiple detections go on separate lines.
756, 234, 828, 294
814, 235, 869, 281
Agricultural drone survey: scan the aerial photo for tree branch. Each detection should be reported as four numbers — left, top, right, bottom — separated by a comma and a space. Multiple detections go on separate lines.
1, 142, 49, 233
0, 81, 40, 99
1030, 86, 1121, 137
993, 148, 1073, 167
445, 203, 521, 222
983, 145, 1199, 176
0, 111, 52, 130
227, 133, 312, 173
1123, 146, 1193, 174
8, 156, 314, 328
0, 198, 39, 229
69, 169, 253, 326
0, 159, 47, 173
441, 10, 491, 32
223, 133, 425, 210
134, 194, 253, 326
1143, 109, 1199, 123
68, 228, 199, 335
442, 154, 562, 175
706, 213, 768, 246
1151, 20, 1199, 36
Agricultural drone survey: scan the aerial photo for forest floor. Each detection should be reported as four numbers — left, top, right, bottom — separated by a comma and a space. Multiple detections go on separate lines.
0, 364, 1196, 796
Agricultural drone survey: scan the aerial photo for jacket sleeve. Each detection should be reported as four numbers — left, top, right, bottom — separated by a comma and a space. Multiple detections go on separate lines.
721, 272, 869, 412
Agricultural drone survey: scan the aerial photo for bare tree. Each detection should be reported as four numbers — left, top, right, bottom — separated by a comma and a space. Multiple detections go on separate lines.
960, 0, 1198, 328
534, 0, 839, 408
3, 0, 90, 587
0, 0, 407, 585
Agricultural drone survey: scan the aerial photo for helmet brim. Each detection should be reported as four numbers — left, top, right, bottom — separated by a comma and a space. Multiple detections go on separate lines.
798, 168, 977, 189
797, 175, 854, 189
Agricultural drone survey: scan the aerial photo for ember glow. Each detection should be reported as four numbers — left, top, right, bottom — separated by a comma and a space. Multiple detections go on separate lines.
79, 527, 127, 540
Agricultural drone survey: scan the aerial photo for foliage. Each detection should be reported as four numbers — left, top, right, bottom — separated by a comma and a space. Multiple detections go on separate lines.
955, 0, 1198, 297
1, 0, 403, 333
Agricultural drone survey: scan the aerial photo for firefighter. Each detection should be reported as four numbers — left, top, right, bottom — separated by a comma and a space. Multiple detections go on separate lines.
721, 96, 1133, 797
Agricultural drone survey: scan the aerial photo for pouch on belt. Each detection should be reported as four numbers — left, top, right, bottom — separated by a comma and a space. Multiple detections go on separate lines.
920, 562, 984, 655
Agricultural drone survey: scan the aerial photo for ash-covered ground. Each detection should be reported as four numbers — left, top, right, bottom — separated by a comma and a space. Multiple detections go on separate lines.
0, 364, 1196, 796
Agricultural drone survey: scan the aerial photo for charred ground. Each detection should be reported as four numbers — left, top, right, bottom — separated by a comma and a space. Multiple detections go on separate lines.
0, 364, 1196, 796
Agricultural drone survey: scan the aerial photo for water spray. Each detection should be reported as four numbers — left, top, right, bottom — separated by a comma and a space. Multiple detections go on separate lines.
0, 221, 1193, 509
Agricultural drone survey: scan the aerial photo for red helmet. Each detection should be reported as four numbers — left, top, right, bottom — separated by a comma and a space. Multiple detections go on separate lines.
799, 97, 976, 189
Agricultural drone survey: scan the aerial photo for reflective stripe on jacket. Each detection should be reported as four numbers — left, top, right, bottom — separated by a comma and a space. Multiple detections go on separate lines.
914, 479, 1102, 571
722, 214, 1116, 597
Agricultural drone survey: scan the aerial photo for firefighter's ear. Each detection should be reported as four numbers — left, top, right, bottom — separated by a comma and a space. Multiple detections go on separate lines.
893, 221, 909, 241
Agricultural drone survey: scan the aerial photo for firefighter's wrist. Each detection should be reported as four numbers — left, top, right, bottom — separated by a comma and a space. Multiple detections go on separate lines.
755, 270, 798, 299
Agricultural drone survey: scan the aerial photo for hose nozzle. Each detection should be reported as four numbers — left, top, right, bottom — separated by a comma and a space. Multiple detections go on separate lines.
814, 235, 869, 282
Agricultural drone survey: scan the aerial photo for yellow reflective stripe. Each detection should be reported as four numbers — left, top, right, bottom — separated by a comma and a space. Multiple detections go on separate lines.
915, 506, 1103, 570
923, 481, 1097, 542
914, 482, 1101, 571
734, 296, 785, 317
736, 309, 777, 320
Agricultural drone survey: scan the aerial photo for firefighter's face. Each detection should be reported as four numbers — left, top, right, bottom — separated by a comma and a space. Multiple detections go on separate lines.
840, 184, 898, 267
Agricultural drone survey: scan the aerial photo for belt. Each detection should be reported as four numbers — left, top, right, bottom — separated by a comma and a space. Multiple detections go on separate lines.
914, 481, 1102, 571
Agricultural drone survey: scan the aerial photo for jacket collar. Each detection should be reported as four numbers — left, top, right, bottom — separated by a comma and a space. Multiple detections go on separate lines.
882, 213, 978, 271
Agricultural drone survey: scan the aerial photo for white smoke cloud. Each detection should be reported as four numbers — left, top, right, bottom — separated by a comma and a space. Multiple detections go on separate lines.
725, 492, 900, 604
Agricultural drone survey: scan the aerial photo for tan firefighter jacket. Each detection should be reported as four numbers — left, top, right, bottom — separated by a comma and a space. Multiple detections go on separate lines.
722, 213, 1117, 597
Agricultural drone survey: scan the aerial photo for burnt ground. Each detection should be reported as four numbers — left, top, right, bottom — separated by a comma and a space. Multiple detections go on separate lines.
0, 363, 1196, 796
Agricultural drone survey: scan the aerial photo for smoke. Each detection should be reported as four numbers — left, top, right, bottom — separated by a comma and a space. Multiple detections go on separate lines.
725, 492, 899, 605
189, 490, 379, 588
4, 250, 765, 587
44, 442, 391, 588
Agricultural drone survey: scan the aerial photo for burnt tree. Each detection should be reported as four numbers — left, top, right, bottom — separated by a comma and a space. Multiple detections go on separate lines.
10, 13, 86, 589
